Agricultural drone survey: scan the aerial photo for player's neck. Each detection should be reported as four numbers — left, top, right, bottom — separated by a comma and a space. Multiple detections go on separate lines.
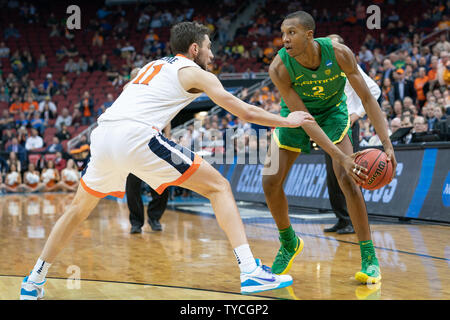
294, 41, 321, 70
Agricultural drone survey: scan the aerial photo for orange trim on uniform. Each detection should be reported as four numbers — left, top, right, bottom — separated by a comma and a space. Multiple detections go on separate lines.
80, 178, 125, 199
155, 154, 203, 195
176, 54, 188, 59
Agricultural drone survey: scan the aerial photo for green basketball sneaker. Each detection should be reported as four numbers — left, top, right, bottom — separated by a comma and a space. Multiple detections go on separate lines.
355, 242, 381, 284
271, 236, 304, 275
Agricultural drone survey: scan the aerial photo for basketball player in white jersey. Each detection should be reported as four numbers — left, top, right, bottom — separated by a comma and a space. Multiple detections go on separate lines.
20, 22, 322, 299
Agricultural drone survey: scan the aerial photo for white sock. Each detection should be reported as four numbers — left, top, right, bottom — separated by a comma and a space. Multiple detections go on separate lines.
29, 258, 51, 284
233, 244, 257, 273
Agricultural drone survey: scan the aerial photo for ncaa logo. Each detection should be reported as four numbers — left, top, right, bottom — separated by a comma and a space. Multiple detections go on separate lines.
442, 171, 450, 207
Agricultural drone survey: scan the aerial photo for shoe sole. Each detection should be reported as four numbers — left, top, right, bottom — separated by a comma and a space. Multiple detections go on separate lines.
241, 279, 293, 294
355, 271, 382, 284
276, 237, 304, 275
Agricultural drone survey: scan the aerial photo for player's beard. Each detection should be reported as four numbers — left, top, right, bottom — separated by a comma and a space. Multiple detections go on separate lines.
194, 53, 208, 71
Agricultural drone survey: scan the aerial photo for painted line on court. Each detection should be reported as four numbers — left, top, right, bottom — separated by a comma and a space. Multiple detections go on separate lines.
0, 275, 285, 300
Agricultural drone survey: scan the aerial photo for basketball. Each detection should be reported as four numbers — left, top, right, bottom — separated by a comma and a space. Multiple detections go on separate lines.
354, 148, 394, 190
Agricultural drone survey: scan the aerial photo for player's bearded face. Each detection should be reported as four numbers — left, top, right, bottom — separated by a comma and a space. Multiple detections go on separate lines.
194, 36, 214, 70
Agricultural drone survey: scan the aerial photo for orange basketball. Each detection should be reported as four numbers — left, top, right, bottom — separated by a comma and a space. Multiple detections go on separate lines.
354, 148, 394, 190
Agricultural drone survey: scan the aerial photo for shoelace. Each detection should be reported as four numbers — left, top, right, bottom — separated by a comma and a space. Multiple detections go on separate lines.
276, 245, 292, 265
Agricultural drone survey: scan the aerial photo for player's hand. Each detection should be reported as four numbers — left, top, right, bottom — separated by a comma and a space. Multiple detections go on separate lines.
383, 144, 397, 183
350, 113, 360, 127
344, 152, 368, 185
285, 111, 315, 128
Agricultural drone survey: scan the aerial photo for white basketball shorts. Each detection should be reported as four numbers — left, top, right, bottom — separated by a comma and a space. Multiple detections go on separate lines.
80, 120, 202, 198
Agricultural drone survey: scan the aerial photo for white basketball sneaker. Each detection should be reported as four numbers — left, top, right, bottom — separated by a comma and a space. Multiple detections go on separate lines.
20, 275, 45, 300
240, 259, 293, 294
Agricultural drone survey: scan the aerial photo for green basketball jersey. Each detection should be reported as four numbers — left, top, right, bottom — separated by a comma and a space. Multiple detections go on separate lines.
278, 37, 347, 114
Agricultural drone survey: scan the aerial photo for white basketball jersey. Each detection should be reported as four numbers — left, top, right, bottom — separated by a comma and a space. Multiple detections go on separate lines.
98, 54, 202, 130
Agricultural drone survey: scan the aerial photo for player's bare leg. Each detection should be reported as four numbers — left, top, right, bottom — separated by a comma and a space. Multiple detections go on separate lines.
332, 135, 381, 284
20, 185, 100, 299
262, 136, 304, 275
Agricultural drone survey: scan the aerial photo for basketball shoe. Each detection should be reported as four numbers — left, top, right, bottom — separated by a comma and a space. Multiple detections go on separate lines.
355, 242, 382, 284
20, 275, 45, 300
271, 235, 304, 275
240, 259, 293, 294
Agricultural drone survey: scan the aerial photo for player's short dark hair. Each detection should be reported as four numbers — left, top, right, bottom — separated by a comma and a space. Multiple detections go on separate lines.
284, 11, 315, 32
327, 34, 344, 44
170, 22, 210, 55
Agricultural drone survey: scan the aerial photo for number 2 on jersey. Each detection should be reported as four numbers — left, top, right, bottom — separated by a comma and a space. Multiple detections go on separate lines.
133, 62, 163, 85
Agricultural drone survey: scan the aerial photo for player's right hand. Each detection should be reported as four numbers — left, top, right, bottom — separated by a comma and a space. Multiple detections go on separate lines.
345, 153, 368, 185
285, 111, 315, 128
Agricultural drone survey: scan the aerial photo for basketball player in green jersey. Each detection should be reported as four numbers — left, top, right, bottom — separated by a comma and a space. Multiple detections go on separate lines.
262, 11, 397, 284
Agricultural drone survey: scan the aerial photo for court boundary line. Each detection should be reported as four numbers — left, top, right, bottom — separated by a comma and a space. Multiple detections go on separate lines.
0, 274, 285, 300
175, 208, 450, 262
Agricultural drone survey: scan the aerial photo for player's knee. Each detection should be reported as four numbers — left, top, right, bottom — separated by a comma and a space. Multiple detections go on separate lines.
204, 175, 231, 198
337, 172, 360, 195
262, 173, 283, 192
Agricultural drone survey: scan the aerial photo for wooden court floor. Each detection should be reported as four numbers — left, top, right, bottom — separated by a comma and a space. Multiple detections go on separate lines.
0, 193, 449, 300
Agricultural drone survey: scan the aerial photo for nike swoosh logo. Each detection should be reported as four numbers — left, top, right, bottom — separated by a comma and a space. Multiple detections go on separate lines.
255, 276, 276, 282
295, 74, 304, 80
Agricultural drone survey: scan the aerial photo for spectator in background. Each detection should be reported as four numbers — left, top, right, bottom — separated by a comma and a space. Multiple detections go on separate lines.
0, 42, 10, 58
381, 77, 395, 106
137, 12, 150, 31
34, 84, 47, 102
38, 96, 57, 114
56, 45, 67, 61
414, 67, 429, 108
98, 54, 111, 72
37, 53, 47, 69
92, 31, 104, 47
6, 137, 26, 165
428, 105, 446, 130
79, 91, 94, 125
64, 58, 79, 73
0, 110, 15, 132
87, 58, 98, 73
25, 128, 43, 151
9, 97, 23, 115
43, 73, 58, 95
46, 137, 64, 154
77, 57, 88, 73
411, 115, 440, 143
56, 124, 72, 141
0, 86, 10, 103
393, 68, 416, 102
59, 75, 71, 96
71, 108, 82, 128
120, 42, 135, 59
22, 95, 38, 114
49, 24, 60, 38
54, 151, 66, 172
55, 108, 73, 130
4, 23, 20, 39
382, 59, 396, 82
30, 112, 45, 134
66, 43, 79, 58
97, 93, 114, 116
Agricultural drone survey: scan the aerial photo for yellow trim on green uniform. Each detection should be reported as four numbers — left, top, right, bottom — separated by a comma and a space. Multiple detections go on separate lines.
273, 129, 302, 153
333, 114, 351, 145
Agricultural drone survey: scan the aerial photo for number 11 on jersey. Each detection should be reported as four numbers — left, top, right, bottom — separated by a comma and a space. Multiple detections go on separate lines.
133, 62, 163, 85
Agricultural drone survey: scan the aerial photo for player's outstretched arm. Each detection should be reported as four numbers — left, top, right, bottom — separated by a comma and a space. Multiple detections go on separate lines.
178, 66, 315, 128
334, 43, 397, 177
